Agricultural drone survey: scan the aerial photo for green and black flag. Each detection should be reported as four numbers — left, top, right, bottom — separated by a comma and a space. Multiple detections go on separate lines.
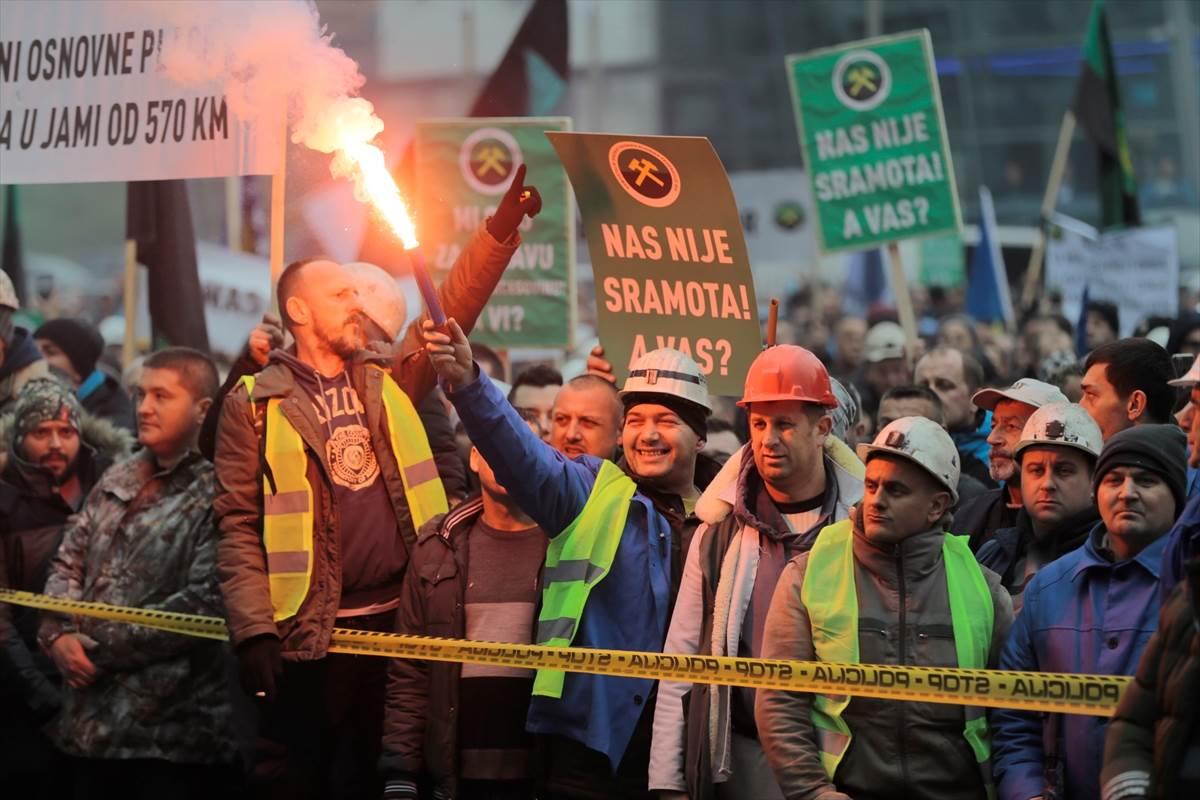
1072, 0, 1140, 229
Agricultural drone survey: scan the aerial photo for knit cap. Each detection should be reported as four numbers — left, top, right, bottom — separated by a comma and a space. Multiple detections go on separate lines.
1093, 424, 1187, 516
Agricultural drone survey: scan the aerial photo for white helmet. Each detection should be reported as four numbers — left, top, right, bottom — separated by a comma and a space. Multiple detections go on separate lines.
620, 347, 712, 412
1014, 402, 1103, 460
344, 261, 407, 341
863, 416, 960, 503
1168, 354, 1200, 388
0, 271, 18, 310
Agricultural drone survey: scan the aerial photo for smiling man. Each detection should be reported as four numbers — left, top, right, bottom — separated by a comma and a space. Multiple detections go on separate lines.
424, 323, 711, 799
650, 345, 863, 799
754, 416, 1012, 800
993, 424, 1186, 800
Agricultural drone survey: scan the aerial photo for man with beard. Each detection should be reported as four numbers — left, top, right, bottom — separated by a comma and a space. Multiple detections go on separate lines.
976, 403, 1103, 609
423, 320, 711, 800
0, 379, 131, 789
954, 379, 1067, 551
993, 424, 1186, 800
214, 169, 542, 798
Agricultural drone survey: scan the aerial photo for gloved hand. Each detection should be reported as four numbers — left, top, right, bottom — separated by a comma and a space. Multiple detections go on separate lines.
486, 163, 542, 242
237, 634, 282, 699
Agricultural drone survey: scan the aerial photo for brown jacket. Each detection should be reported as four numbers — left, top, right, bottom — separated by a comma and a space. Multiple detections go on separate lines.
213, 225, 517, 659
754, 524, 1013, 800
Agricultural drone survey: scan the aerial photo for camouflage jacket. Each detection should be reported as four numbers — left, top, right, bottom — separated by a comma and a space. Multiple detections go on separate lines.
37, 450, 237, 765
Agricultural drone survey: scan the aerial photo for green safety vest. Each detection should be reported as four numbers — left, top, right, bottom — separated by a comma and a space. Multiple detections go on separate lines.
802, 519, 995, 794
533, 459, 637, 698
240, 366, 448, 621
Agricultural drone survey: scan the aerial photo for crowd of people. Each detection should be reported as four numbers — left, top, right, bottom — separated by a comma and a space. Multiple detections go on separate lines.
1, 167, 1198, 800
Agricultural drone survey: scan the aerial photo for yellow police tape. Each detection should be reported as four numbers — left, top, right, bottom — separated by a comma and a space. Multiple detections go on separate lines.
0, 588, 1126, 716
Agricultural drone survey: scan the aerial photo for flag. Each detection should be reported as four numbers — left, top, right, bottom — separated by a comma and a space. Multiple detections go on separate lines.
965, 186, 1015, 328
125, 181, 210, 351
1072, 0, 1140, 229
1076, 283, 1090, 357
357, 0, 569, 264
842, 248, 891, 318
469, 0, 569, 117
2, 184, 25, 306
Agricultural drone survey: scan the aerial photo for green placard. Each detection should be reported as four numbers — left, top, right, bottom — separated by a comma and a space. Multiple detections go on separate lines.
547, 132, 761, 396
918, 233, 965, 287
415, 117, 575, 348
786, 30, 961, 254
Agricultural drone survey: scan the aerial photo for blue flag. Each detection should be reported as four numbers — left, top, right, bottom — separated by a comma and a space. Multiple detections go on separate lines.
965, 186, 1014, 327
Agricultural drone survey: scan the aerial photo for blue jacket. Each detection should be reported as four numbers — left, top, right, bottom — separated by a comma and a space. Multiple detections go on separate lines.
448, 370, 672, 769
991, 525, 1166, 800
1160, 492, 1200, 601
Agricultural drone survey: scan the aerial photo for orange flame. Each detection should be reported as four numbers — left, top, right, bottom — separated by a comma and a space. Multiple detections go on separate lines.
340, 141, 419, 250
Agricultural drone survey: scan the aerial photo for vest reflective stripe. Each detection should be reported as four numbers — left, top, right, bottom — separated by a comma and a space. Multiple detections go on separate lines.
240, 368, 447, 622
533, 459, 637, 699
802, 520, 995, 789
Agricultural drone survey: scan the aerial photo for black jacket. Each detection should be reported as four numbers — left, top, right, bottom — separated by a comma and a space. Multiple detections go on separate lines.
976, 505, 1099, 594
953, 487, 1019, 553
79, 368, 136, 432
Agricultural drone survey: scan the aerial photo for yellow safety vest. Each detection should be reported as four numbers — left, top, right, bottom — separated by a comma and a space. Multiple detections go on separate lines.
801, 520, 995, 794
240, 366, 447, 621
533, 459, 636, 698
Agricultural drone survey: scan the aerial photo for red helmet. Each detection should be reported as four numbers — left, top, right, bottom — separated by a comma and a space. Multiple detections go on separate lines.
737, 345, 837, 408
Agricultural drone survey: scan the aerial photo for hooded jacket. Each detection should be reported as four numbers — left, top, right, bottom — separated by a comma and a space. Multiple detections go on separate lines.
0, 410, 131, 725
213, 224, 518, 659
754, 522, 1013, 800
649, 442, 863, 797
78, 366, 136, 432
0, 328, 49, 414
976, 505, 1099, 602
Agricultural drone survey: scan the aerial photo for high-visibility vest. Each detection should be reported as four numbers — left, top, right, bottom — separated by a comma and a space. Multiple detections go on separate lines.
533, 458, 637, 698
240, 366, 447, 621
802, 519, 995, 795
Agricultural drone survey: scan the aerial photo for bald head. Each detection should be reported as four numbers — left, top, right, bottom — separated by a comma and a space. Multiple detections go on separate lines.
551, 375, 623, 460
277, 258, 365, 359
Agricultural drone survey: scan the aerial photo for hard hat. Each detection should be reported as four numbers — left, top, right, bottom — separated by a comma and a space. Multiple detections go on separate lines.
737, 344, 837, 408
972, 377, 1068, 412
1168, 354, 1200, 387
863, 416, 960, 503
620, 347, 712, 412
829, 377, 861, 441
1014, 402, 1103, 460
864, 321, 906, 363
0, 271, 18, 310
343, 261, 407, 341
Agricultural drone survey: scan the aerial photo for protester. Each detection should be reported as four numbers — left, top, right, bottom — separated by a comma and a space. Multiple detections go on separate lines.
914, 346, 994, 487
992, 424, 1187, 800
1085, 300, 1121, 351
954, 378, 1069, 550
37, 348, 239, 797
0, 378, 132, 787
1080, 338, 1174, 440
1101, 555, 1200, 800
0, 272, 50, 414
976, 402, 1103, 607
424, 318, 710, 799
1159, 356, 1200, 596
701, 417, 743, 464
549, 374, 623, 460
827, 316, 866, 382
212, 169, 540, 798
875, 384, 988, 507
509, 364, 564, 442
755, 416, 1012, 800
34, 317, 135, 431
850, 320, 909, 418
828, 376, 864, 449
649, 345, 862, 800
381, 421, 547, 800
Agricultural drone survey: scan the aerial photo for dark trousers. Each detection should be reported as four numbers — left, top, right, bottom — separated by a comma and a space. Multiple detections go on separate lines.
534, 697, 656, 800
250, 611, 392, 800
70, 758, 244, 800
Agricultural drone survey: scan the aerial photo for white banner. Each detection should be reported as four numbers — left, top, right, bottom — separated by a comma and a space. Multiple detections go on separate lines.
1046, 215, 1179, 338
0, 0, 283, 184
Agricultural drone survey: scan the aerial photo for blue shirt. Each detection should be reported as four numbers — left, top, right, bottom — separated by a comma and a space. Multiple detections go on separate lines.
448, 369, 672, 769
991, 526, 1166, 800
